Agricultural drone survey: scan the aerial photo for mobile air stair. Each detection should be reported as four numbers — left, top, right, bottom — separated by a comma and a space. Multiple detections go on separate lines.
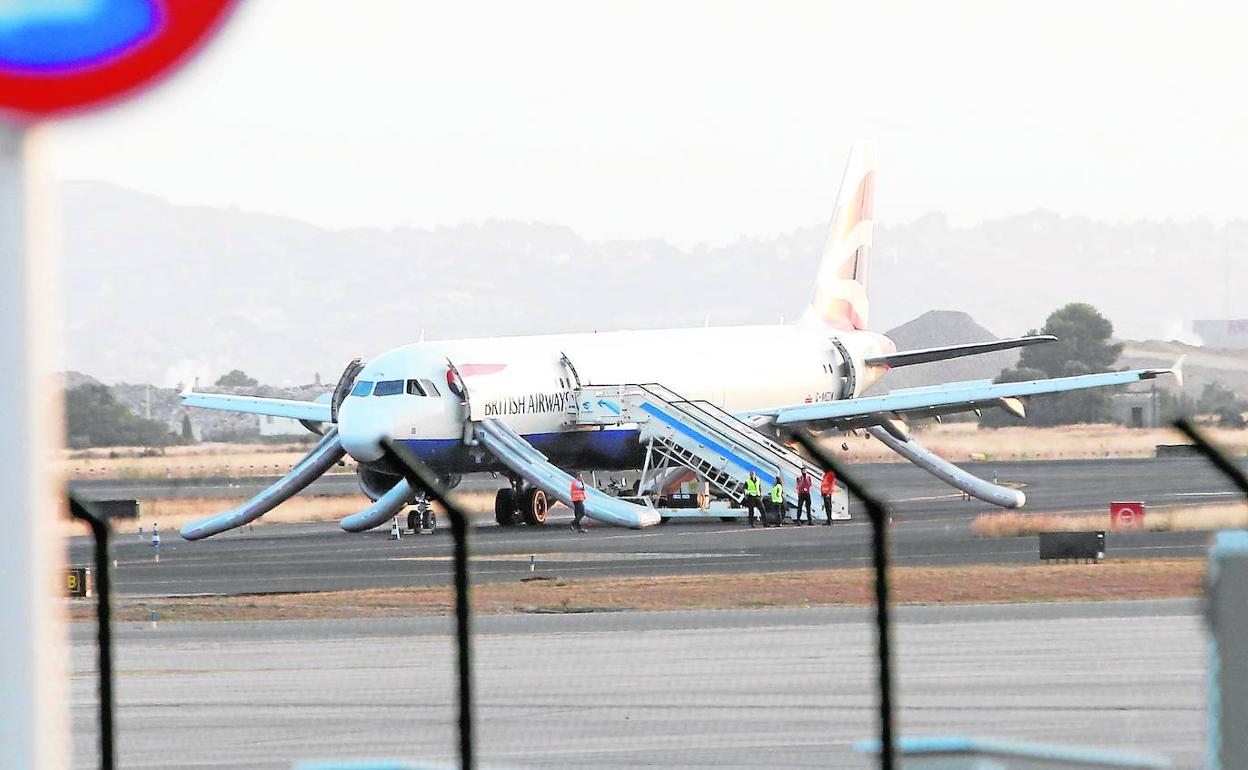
471, 383, 849, 526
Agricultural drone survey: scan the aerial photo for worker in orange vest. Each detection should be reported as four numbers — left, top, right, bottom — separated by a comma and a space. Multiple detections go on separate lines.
569, 472, 588, 533
820, 468, 837, 525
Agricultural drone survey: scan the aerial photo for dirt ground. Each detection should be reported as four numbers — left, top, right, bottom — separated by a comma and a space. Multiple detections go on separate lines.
972, 502, 1248, 537
77, 558, 1206, 623
58, 424, 1248, 481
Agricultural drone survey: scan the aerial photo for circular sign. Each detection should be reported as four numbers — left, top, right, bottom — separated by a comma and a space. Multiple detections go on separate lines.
1115, 507, 1135, 526
0, 0, 237, 120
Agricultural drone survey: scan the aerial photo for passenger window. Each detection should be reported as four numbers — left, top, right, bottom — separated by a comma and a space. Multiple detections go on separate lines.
419, 379, 441, 396
350, 380, 374, 397
406, 379, 426, 396
374, 380, 403, 397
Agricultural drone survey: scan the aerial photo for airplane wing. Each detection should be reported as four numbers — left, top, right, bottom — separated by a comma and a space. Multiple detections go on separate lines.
754, 364, 1179, 430
181, 388, 332, 423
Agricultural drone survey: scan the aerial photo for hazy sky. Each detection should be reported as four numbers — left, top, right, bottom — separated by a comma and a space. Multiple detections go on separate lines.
49, 0, 1248, 247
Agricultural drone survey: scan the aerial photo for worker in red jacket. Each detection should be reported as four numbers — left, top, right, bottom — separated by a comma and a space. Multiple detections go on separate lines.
569, 472, 588, 533
795, 469, 814, 525
820, 468, 837, 525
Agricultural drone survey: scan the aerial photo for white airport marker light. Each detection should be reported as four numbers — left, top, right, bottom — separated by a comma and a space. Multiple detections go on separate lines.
0, 5, 238, 767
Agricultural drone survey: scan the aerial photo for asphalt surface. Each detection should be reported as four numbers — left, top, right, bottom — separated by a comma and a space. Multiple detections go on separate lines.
67, 457, 1242, 597
69, 600, 1206, 769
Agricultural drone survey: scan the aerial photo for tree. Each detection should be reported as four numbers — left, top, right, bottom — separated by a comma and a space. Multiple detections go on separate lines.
65, 384, 178, 448
181, 413, 196, 442
215, 369, 258, 387
1199, 381, 1247, 428
981, 303, 1124, 427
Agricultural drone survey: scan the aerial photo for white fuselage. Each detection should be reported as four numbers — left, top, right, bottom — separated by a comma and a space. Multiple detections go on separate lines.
336, 323, 894, 474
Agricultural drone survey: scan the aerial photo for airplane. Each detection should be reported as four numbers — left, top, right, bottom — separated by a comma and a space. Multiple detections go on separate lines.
177, 143, 1180, 540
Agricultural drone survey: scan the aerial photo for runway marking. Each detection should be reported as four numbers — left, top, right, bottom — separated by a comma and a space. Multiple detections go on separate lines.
392, 552, 746, 563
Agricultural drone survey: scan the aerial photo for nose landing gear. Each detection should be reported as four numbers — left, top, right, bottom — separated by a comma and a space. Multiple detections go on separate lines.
406, 499, 436, 535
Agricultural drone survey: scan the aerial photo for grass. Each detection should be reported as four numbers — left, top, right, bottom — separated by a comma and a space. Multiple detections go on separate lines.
74, 559, 1207, 623
971, 502, 1248, 537
821, 422, 1248, 463
60, 490, 500, 535
57, 425, 1247, 480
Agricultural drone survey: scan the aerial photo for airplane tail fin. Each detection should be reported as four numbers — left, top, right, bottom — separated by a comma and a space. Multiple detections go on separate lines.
801, 142, 875, 331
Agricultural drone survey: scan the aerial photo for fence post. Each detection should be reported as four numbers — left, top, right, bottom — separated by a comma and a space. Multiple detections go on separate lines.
382, 439, 475, 770
791, 431, 895, 770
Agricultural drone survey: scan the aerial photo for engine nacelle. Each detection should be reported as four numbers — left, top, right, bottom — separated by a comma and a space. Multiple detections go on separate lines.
357, 465, 403, 502
357, 465, 462, 501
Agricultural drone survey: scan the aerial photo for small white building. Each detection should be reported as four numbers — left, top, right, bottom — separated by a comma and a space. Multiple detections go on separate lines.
1110, 391, 1160, 428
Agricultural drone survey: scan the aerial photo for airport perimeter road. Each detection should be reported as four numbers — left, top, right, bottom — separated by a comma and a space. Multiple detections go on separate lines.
69, 600, 1206, 769
68, 456, 1235, 597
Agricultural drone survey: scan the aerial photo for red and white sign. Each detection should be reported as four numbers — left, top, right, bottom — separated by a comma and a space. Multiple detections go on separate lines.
1110, 501, 1145, 530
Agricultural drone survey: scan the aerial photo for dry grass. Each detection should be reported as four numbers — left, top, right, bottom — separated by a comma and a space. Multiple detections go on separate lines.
57, 442, 360, 480
823, 423, 1248, 463
76, 559, 1206, 623
56, 425, 1248, 480
971, 502, 1248, 537
60, 490, 499, 536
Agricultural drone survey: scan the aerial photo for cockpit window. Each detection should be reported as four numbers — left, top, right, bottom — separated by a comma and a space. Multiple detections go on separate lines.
350, 380, 374, 397
373, 379, 403, 397
419, 379, 441, 397
406, 379, 426, 396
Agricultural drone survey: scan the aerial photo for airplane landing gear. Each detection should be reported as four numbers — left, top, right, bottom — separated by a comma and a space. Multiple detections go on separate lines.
495, 488, 517, 527
407, 498, 436, 534
495, 477, 546, 526
521, 488, 548, 525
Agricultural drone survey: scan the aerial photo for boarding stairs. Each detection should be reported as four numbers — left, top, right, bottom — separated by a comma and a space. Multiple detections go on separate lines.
573, 383, 848, 520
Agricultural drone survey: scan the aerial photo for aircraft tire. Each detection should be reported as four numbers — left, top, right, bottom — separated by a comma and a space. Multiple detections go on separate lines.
495, 489, 517, 527
407, 509, 419, 531
522, 488, 548, 526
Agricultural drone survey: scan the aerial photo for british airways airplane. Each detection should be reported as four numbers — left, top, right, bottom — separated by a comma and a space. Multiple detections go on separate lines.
179, 144, 1179, 540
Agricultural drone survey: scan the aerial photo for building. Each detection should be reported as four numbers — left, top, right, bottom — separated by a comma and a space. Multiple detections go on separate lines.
1110, 391, 1161, 428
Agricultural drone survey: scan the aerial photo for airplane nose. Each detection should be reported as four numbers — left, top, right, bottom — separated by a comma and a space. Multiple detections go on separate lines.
337, 401, 388, 463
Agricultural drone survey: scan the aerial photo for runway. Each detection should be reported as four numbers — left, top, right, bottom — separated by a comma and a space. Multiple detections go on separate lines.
69, 599, 1205, 769
67, 457, 1239, 597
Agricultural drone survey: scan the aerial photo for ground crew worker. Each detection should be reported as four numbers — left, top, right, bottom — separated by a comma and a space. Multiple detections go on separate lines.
796, 469, 814, 525
769, 475, 785, 527
743, 471, 763, 528
569, 472, 588, 533
821, 468, 837, 525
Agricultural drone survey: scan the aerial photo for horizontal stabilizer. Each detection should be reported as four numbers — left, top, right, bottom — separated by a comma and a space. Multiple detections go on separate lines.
865, 335, 1056, 368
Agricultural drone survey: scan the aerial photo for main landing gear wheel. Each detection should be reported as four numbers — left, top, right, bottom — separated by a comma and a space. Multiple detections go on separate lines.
495, 488, 517, 527
408, 509, 419, 532
522, 488, 548, 526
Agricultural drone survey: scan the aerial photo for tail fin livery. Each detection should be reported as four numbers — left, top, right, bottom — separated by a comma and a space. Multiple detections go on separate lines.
801, 142, 875, 331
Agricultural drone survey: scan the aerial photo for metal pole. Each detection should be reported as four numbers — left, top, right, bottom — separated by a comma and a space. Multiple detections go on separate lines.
0, 122, 68, 769
383, 439, 475, 770
69, 498, 115, 770
792, 431, 894, 770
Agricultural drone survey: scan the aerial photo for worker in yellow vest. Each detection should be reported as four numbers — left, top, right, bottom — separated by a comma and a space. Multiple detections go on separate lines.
768, 475, 785, 528
743, 471, 763, 528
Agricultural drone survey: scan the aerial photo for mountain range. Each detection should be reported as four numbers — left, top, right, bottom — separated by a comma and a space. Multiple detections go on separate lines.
60, 181, 1245, 386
